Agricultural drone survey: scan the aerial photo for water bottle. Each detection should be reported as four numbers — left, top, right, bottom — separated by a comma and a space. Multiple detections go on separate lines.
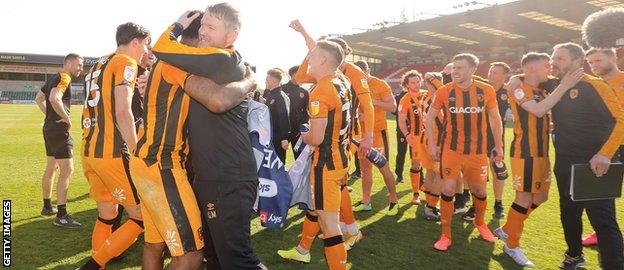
351, 139, 388, 168
491, 149, 508, 180
299, 124, 310, 133
292, 124, 310, 156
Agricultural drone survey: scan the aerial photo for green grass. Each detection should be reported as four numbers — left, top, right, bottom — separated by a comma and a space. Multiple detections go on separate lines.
1, 104, 621, 269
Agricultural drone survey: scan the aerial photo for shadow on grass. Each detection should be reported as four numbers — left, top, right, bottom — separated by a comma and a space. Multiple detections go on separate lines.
249, 184, 506, 269
66, 193, 91, 203
13, 207, 143, 269
13, 193, 91, 224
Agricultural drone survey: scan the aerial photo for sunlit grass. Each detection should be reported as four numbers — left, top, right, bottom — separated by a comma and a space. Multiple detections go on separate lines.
0, 104, 618, 269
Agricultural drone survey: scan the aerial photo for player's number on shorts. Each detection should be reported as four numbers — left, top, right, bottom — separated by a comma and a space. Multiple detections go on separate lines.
84, 69, 101, 108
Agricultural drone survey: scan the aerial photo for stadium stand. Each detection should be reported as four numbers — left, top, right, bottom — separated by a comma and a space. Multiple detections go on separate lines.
341, 0, 624, 90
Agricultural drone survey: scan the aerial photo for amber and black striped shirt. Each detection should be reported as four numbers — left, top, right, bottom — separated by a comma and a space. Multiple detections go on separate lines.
433, 80, 498, 155
135, 61, 190, 169
309, 75, 352, 174
419, 91, 445, 146
398, 92, 422, 137
81, 53, 138, 158
508, 83, 549, 158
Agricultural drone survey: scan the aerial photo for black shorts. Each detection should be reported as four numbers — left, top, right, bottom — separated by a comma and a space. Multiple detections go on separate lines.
43, 127, 73, 159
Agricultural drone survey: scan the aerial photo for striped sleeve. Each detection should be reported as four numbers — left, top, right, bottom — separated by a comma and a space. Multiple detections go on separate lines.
590, 80, 624, 158
57, 73, 71, 93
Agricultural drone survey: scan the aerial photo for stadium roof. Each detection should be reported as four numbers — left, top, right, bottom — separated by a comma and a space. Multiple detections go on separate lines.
342, 0, 620, 63
0, 52, 99, 66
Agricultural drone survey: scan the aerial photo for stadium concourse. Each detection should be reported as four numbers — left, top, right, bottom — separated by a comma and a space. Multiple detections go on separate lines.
341, 0, 624, 90
0, 53, 98, 104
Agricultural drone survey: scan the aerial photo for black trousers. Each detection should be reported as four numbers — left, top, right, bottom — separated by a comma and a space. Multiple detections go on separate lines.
193, 179, 262, 270
395, 129, 408, 178
554, 154, 624, 270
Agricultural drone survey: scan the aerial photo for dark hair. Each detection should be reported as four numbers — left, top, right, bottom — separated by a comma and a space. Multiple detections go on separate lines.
490, 62, 511, 73
354, 60, 369, 71
267, 68, 283, 81
182, 11, 204, 39
453, 53, 479, 67
288, 65, 299, 77
208, 2, 241, 30
327, 37, 353, 55
586, 47, 617, 57
553, 42, 585, 61
317, 40, 345, 67
521, 52, 551, 68
401, 69, 422, 89
116, 22, 150, 46
64, 53, 83, 62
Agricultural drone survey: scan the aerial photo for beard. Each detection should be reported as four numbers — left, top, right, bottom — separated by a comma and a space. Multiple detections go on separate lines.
551, 66, 568, 78
595, 65, 615, 76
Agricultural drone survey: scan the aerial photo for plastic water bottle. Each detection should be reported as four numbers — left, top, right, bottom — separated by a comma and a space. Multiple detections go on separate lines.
351, 139, 388, 168
299, 124, 310, 133
491, 149, 508, 180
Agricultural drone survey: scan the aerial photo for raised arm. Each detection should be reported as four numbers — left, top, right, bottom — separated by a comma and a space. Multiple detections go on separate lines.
518, 69, 583, 118
152, 12, 239, 78
424, 72, 443, 90
289, 20, 317, 51
293, 58, 316, 84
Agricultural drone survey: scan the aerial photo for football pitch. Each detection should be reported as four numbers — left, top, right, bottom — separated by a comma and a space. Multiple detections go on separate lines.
1, 104, 621, 269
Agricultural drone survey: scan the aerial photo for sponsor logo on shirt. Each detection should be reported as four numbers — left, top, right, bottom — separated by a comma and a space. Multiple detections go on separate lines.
449, 106, 485, 114
310, 101, 320, 116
